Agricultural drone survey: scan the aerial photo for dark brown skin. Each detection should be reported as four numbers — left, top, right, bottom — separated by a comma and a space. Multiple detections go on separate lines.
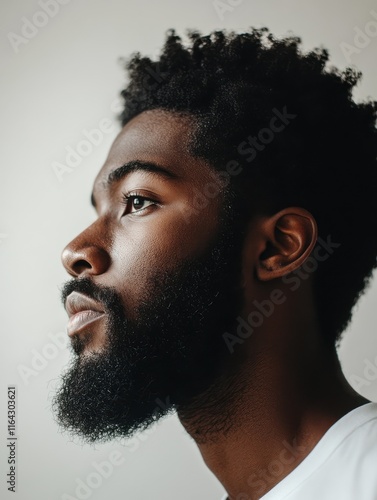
62, 109, 369, 500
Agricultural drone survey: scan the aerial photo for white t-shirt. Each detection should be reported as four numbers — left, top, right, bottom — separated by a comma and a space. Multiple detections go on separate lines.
220, 402, 377, 500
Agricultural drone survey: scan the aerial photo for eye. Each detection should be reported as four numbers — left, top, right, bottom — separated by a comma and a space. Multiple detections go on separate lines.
121, 192, 158, 215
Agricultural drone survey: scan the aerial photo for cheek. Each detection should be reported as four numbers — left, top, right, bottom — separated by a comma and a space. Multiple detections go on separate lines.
107, 198, 221, 298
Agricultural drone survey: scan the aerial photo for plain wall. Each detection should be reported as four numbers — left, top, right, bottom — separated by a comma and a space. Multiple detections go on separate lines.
1, 1, 377, 499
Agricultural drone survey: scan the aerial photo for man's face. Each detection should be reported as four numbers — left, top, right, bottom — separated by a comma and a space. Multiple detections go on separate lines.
54, 109, 247, 443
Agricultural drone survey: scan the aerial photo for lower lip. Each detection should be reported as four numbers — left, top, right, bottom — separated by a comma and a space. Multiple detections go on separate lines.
67, 310, 106, 337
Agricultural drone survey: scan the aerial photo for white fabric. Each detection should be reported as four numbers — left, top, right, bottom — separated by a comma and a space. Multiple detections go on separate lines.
220, 402, 377, 500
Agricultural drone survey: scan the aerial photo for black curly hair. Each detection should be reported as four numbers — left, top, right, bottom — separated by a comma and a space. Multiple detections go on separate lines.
118, 27, 377, 346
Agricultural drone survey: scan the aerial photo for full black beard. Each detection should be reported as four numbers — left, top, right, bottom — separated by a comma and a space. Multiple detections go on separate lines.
52, 196, 247, 443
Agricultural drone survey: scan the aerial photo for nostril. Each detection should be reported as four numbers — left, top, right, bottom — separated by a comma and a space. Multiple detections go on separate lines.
62, 243, 111, 277
73, 260, 92, 273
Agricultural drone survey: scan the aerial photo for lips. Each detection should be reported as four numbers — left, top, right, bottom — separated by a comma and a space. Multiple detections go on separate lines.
65, 291, 106, 337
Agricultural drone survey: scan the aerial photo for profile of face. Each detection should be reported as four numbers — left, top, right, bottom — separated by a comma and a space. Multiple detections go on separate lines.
53, 109, 248, 443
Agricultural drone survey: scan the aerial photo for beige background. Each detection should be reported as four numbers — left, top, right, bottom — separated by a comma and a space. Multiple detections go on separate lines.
1, 0, 377, 499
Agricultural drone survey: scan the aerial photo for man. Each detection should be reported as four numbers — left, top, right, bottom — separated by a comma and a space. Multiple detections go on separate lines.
54, 27, 377, 499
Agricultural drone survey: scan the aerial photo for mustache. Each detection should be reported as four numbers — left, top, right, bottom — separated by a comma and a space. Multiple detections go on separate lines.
60, 277, 121, 313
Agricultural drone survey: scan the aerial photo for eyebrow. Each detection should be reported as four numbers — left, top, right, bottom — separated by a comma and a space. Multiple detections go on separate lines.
90, 160, 180, 208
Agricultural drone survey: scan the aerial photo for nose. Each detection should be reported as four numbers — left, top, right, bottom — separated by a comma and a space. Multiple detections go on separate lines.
61, 229, 111, 278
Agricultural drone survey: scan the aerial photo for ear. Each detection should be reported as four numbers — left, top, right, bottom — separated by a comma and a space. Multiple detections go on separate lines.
255, 207, 318, 281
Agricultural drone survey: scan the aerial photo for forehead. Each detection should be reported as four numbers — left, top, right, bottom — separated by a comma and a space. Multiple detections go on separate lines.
94, 109, 210, 186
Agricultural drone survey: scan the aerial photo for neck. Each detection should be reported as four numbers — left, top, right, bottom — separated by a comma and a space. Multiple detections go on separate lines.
177, 309, 368, 499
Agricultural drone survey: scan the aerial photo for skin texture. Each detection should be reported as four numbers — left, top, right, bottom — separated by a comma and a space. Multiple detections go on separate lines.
60, 109, 369, 500
63, 110, 223, 318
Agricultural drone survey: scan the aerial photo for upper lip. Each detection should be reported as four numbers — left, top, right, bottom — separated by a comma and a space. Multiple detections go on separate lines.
65, 291, 104, 318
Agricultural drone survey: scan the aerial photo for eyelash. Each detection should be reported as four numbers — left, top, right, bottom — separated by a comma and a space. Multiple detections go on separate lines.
121, 191, 159, 215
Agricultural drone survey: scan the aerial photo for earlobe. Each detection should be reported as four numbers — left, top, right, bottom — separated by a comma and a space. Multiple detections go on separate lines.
256, 208, 318, 281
